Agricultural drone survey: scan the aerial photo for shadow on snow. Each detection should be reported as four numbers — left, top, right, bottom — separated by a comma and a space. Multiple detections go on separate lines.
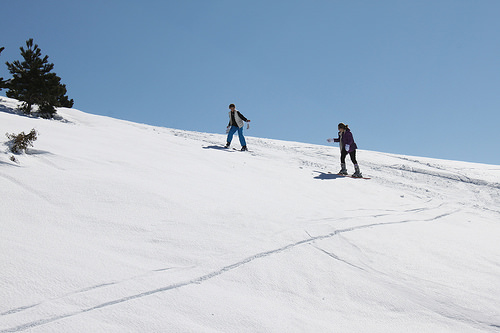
313, 171, 343, 180
202, 145, 231, 151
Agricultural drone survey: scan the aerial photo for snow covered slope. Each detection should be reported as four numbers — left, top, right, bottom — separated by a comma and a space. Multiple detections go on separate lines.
1, 96, 499, 332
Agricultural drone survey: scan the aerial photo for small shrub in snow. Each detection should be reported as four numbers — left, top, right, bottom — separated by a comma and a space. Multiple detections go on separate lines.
5, 128, 38, 154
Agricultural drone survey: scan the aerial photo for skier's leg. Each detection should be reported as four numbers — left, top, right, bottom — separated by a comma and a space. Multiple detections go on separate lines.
237, 127, 247, 147
350, 150, 363, 177
353, 164, 362, 176
340, 149, 347, 164
339, 149, 348, 174
349, 150, 358, 165
226, 126, 237, 145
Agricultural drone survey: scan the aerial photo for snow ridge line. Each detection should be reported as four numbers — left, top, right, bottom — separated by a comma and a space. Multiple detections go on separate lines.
386, 164, 500, 189
0, 211, 453, 333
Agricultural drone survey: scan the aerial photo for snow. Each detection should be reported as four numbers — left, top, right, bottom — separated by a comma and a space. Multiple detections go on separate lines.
1, 96, 499, 332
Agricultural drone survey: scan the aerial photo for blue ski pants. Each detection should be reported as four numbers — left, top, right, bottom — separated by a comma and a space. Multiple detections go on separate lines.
226, 126, 246, 147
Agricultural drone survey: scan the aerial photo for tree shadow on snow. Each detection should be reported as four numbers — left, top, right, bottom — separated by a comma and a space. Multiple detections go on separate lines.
0, 159, 16, 167
0, 102, 20, 115
0, 99, 71, 123
313, 171, 343, 180
26, 148, 52, 156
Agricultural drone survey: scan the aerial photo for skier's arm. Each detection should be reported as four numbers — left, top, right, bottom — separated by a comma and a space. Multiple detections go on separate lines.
237, 111, 249, 122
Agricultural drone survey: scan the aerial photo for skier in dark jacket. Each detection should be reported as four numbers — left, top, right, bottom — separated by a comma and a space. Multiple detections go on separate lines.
225, 103, 251, 151
328, 123, 363, 177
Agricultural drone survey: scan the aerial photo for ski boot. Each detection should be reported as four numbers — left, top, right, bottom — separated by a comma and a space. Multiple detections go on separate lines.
241, 146, 248, 151
224, 142, 230, 148
338, 163, 348, 175
352, 164, 363, 178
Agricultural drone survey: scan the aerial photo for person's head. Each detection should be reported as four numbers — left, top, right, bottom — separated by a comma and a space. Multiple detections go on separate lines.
338, 122, 349, 133
229, 103, 236, 111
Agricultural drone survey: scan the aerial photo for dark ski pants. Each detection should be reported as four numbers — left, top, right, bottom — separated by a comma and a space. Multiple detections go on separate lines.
341, 148, 358, 165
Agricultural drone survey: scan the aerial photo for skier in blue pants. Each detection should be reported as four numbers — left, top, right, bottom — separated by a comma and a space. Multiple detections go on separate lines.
225, 103, 251, 151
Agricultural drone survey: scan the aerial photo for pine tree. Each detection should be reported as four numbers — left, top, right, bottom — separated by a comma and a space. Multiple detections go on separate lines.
6, 39, 73, 118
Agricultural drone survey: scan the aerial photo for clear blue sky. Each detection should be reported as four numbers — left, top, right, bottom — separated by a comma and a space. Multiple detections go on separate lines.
1, 0, 499, 165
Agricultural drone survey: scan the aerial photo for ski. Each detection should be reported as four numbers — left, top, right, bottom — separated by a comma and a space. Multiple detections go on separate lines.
340, 174, 371, 180
328, 172, 370, 179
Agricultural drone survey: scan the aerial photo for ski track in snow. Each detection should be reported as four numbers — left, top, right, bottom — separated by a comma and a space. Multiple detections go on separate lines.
0, 173, 57, 206
0, 208, 457, 332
